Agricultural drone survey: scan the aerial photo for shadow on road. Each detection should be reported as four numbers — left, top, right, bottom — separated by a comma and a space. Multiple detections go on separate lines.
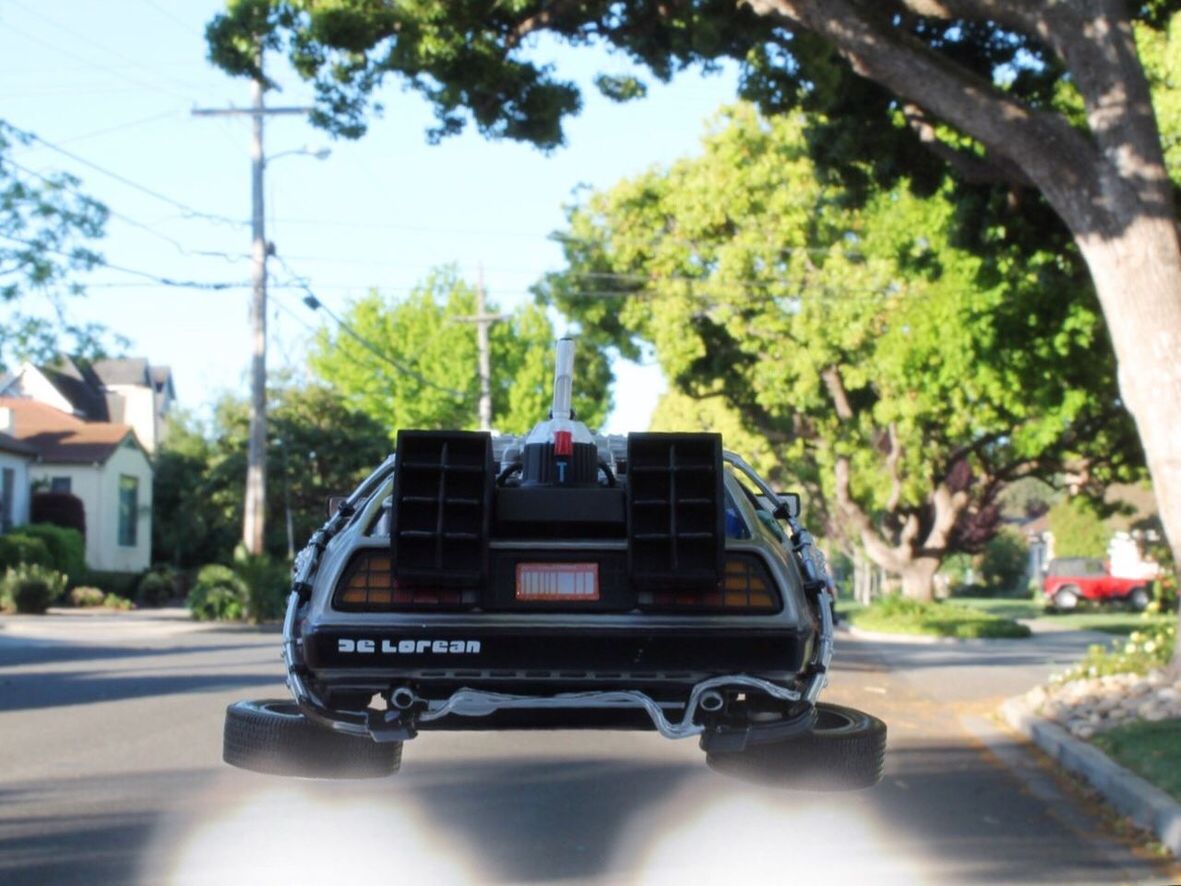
0, 670, 283, 712
0, 637, 269, 669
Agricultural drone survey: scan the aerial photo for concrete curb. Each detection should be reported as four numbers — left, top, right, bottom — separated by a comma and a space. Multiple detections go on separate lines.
1001, 694, 1181, 857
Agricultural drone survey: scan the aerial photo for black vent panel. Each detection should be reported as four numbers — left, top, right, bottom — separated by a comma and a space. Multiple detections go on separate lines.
391, 430, 492, 586
627, 433, 724, 589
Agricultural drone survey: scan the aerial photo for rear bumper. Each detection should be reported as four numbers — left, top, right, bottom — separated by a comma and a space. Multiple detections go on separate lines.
301, 620, 815, 676
283, 593, 835, 745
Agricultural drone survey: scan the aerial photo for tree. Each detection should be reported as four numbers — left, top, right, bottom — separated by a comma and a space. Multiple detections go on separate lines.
206, 0, 1181, 660
1047, 498, 1112, 560
153, 384, 392, 566
539, 105, 1141, 598
0, 121, 112, 371
308, 267, 612, 437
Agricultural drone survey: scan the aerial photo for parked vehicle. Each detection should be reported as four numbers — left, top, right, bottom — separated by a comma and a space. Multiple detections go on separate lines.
223, 340, 885, 789
1042, 557, 1151, 611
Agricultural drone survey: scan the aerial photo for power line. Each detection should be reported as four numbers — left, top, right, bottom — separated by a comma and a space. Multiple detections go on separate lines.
7, 0, 207, 97
3, 156, 247, 262
0, 233, 248, 290
272, 253, 470, 401
58, 109, 183, 145
22, 133, 247, 227
0, 18, 195, 104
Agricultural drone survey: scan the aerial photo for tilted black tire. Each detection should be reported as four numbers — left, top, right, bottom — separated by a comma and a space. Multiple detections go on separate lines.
705, 702, 886, 791
224, 699, 401, 779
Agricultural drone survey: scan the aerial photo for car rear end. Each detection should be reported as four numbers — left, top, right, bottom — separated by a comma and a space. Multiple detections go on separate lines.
285, 427, 828, 748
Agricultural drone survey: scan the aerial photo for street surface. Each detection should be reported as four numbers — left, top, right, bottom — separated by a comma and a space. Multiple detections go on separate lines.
0, 609, 1177, 885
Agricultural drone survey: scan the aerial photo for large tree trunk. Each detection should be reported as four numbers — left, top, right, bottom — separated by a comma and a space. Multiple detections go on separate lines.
1075, 218, 1181, 668
900, 557, 941, 601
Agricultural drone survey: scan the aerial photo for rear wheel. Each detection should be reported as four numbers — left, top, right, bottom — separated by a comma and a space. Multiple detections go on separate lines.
224, 699, 401, 779
1127, 586, 1151, 612
1051, 586, 1080, 612
705, 702, 886, 790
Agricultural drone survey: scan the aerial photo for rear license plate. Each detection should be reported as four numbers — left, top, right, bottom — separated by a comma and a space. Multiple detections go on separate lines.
515, 563, 600, 601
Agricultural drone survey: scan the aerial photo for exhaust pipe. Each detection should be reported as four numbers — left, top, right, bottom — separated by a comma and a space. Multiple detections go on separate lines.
699, 690, 725, 713
390, 686, 420, 711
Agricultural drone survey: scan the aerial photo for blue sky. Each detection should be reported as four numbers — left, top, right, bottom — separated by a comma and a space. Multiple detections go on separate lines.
1, 1, 740, 432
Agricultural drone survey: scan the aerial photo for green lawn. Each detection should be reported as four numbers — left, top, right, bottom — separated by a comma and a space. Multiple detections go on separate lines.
952, 597, 1174, 636
1091, 719, 1181, 804
843, 596, 1030, 639
951, 597, 1040, 620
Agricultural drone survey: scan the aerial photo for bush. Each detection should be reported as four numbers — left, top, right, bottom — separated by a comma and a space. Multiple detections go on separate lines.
1148, 572, 1177, 614
68, 586, 106, 608
84, 570, 142, 598
1055, 621, 1176, 682
188, 564, 249, 621
1047, 498, 1110, 559
1, 565, 67, 614
102, 593, 134, 611
980, 529, 1029, 595
30, 492, 86, 537
233, 549, 291, 622
0, 533, 52, 571
136, 569, 177, 607
18, 524, 85, 585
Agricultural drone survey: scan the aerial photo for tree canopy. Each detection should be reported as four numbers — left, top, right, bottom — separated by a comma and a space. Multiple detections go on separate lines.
0, 121, 112, 371
540, 104, 1141, 597
153, 381, 391, 566
308, 267, 612, 437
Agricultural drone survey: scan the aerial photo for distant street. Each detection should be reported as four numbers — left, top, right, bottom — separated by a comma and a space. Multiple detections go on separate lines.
0, 610, 1177, 885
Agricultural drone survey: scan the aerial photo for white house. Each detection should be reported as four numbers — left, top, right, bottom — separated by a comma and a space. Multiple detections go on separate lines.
0, 424, 35, 533
0, 397, 153, 572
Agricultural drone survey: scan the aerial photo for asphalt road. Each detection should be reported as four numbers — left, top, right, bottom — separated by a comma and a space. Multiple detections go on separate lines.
0, 609, 1177, 885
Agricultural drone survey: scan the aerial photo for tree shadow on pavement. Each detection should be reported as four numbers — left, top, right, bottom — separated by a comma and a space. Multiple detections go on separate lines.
0, 670, 284, 712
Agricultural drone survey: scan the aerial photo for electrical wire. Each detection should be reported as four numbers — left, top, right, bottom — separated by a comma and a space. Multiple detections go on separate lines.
271, 253, 471, 401
22, 133, 247, 227
0, 233, 249, 290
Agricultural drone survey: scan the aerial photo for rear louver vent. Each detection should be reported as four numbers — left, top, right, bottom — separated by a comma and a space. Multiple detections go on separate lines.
391, 430, 492, 587
627, 432, 724, 589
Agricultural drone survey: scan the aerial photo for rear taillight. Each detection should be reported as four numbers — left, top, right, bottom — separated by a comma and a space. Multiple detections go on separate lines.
638, 554, 780, 612
334, 551, 477, 611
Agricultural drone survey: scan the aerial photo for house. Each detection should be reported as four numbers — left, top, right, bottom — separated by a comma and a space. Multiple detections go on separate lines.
0, 397, 153, 573
0, 427, 36, 534
0, 356, 175, 454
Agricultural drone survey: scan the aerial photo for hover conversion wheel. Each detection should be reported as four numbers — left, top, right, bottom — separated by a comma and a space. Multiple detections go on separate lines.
224, 699, 401, 779
706, 702, 886, 790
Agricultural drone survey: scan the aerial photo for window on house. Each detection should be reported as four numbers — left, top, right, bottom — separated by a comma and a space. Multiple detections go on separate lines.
50, 476, 71, 494
118, 475, 138, 546
1, 468, 13, 534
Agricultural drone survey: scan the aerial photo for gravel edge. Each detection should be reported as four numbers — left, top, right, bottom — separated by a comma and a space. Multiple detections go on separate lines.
1001, 694, 1181, 857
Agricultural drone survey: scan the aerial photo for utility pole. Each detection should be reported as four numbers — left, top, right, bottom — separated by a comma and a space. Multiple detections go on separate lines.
193, 55, 311, 556
455, 266, 509, 431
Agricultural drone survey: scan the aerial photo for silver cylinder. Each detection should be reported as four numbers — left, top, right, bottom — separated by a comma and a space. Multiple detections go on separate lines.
551, 337, 575, 420
699, 690, 725, 713
390, 686, 419, 711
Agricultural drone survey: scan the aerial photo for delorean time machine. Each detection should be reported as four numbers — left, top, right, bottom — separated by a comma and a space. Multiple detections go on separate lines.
224, 340, 885, 789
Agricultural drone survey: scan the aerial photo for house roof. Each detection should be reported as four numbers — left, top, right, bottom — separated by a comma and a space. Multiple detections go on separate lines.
0, 397, 143, 464
36, 358, 111, 421
92, 357, 150, 387
0, 431, 36, 458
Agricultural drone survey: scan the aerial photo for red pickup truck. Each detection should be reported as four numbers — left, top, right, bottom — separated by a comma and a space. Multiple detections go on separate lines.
1042, 558, 1151, 611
